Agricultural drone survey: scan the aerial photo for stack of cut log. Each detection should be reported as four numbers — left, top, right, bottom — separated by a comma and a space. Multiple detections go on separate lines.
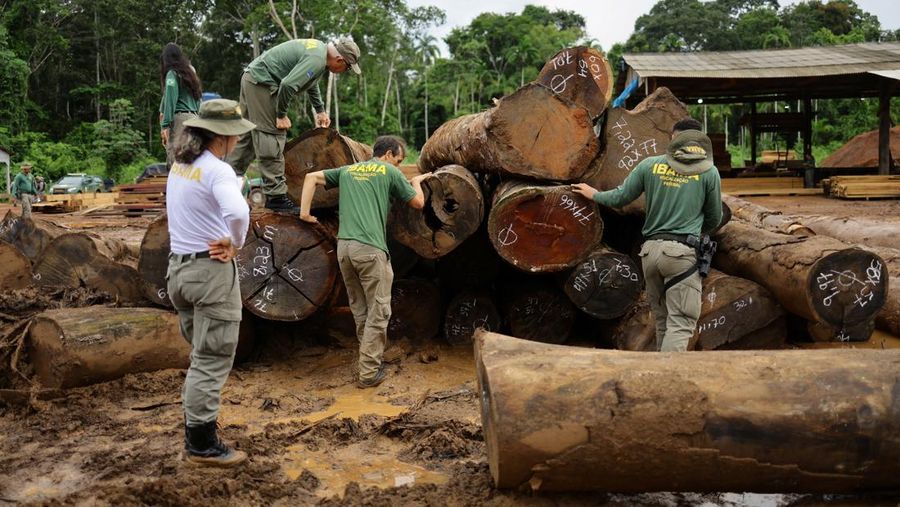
89, 176, 168, 217
822, 175, 900, 199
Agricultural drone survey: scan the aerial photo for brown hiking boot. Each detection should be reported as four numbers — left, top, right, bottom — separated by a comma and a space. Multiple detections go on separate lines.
184, 420, 247, 468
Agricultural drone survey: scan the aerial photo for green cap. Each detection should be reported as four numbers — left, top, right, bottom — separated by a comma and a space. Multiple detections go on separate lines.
666, 129, 714, 175
183, 99, 256, 136
334, 38, 361, 75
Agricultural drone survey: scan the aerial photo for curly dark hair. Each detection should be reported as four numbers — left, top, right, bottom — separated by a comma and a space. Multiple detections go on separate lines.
160, 43, 202, 100
174, 126, 218, 165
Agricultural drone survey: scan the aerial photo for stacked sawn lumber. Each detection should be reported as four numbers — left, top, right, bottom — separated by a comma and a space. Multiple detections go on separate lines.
822, 174, 900, 199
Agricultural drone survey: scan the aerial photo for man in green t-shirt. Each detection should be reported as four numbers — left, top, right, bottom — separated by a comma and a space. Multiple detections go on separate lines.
228, 38, 362, 213
11, 162, 37, 219
573, 119, 722, 352
299, 135, 430, 387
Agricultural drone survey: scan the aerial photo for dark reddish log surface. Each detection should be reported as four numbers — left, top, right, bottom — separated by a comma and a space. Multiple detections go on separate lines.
444, 291, 502, 345
487, 182, 603, 273
0, 239, 32, 289
583, 87, 690, 215
714, 221, 888, 338
537, 46, 613, 120
28, 307, 190, 388
418, 83, 599, 181
475, 330, 900, 493
391, 165, 484, 259
501, 284, 576, 344
284, 128, 372, 209
563, 247, 642, 319
236, 211, 338, 321
388, 278, 442, 341
138, 213, 172, 307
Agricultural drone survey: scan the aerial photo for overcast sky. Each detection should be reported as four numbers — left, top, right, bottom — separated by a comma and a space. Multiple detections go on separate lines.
407, 0, 900, 55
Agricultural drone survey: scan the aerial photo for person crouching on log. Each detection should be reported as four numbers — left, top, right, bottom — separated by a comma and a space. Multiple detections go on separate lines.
167, 99, 255, 467
299, 136, 430, 387
573, 119, 722, 352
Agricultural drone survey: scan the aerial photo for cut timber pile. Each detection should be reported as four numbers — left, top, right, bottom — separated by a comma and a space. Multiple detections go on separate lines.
28, 307, 190, 388
475, 330, 900, 493
722, 194, 814, 236
88, 176, 167, 217
284, 127, 372, 209
32, 192, 118, 214
721, 177, 819, 197
822, 175, 900, 199
536, 46, 613, 120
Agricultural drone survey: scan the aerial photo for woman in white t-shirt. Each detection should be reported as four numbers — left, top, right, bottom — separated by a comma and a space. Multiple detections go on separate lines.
167, 99, 254, 468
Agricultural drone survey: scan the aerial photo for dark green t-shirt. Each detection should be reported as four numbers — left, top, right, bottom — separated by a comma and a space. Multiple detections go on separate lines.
324, 159, 417, 253
247, 39, 327, 116
158, 70, 200, 129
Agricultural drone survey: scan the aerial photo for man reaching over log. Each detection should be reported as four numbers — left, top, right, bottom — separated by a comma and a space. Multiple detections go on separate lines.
300, 136, 429, 387
573, 119, 722, 352
167, 99, 254, 467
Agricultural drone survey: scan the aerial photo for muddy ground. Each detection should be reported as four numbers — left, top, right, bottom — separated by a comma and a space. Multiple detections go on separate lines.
1, 197, 899, 506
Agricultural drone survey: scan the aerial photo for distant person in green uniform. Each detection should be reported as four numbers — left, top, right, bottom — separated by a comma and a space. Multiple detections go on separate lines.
159, 43, 202, 170
227, 38, 362, 213
299, 136, 430, 388
11, 162, 36, 219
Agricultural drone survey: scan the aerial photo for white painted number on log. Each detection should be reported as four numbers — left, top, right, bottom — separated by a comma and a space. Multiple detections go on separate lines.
157, 288, 168, 300
559, 194, 594, 226
262, 225, 278, 242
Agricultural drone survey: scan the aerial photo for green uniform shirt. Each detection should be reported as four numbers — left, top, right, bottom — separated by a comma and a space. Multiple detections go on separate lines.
593, 154, 723, 237
159, 70, 200, 129
247, 39, 327, 117
324, 159, 417, 253
12, 172, 36, 197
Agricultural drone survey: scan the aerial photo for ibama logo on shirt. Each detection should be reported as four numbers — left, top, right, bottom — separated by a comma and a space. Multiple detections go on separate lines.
171, 163, 202, 182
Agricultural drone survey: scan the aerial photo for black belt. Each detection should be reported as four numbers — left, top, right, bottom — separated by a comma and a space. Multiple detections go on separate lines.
645, 234, 700, 291
646, 233, 694, 247
170, 251, 211, 262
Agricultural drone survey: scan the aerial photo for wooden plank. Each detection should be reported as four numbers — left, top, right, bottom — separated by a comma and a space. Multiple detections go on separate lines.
727, 188, 822, 197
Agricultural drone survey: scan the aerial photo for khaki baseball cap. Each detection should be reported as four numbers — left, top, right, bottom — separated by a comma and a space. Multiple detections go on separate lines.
334, 38, 361, 75
183, 99, 256, 136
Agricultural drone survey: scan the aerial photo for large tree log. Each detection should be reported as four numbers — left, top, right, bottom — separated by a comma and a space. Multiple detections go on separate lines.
33, 233, 147, 303
793, 214, 900, 250
388, 278, 442, 342
562, 246, 643, 319
501, 283, 576, 344
537, 46, 613, 120
444, 290, 502, 345
436, 228, 501, 293
418, 83, 599, 181
487, 182, 603, 273
475, 330, 900, 493
0, 239, 32, 289
583, 87, 690, 215
284, 127, 372, 209
613, 270, 786, 351
714, 221, 888, 340
138, 213, 172, 307
859, 244, 900, 339
0, 211, 130, 263
390, 165, 484, 259
28, 307, 190, 388
722, 194, 814, 236
236, 211, 338, 321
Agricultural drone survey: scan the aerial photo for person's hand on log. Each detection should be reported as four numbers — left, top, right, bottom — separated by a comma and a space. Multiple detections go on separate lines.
300, 212, 319, 224
315, 112, 331, 128
571, 183, 599, 201
208, 237, 237, 262
276, 116, 292, 130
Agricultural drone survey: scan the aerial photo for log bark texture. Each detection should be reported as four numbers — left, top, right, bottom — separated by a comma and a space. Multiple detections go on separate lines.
537, 46, 613, 120
722, 194, 814, 236
714, 221, 888, 338
444, 290, 502, 345
501, 283, 576, 344
138, 213, 172, 307
284, 127, 372, 209
388, 278, 442, 341
475, 330, 900, 493
488, 182, 603, 273
791, 214, 900, 251
418, 83, 599, 181
390, 165, 484, 258
583, 87, 690, 215
236, 211, 338, 321
0, 239, 32, 289
28, 307, 190, 388
0, 211, 130, 263
562, 247, 643, 319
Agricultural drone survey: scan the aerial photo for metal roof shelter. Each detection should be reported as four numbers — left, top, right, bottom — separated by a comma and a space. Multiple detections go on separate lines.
618, 42, 900, 176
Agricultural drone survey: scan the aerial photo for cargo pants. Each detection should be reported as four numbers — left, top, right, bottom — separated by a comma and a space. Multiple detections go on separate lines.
167, 255, 243, 425
18, 193, 34, 219
226, 72, 287, 196
639, 239, 702, 352
337, 239, 394, 382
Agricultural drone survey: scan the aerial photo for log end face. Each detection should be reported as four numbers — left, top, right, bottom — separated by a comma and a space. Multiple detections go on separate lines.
808, 250, 889, 329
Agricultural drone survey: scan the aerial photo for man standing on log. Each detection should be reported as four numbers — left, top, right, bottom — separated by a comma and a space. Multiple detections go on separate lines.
167, 99, 254, 467
573, 119, 722, 352
299, 136, 429, 387
11, 162, 36, 219
227, 38, 362, 213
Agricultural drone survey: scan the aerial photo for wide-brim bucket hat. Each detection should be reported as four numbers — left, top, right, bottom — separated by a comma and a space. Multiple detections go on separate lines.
183, 98, 256, 136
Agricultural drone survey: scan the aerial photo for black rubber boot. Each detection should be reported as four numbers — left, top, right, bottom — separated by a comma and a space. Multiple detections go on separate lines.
184, 420, 247, 468
265, 194, 300, 213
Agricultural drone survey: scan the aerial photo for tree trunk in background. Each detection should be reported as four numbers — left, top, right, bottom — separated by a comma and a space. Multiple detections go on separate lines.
488, 182, 603, 273
722, 194, 814, 236
390, 165, 484, 259
562, 246, 643, 319
500, 283, 576, 344
537, 46, 613, 121
283, 128, 372, 209
236, 211, 339, 321
444, 290, 502, 345
418, 83, 599, 182
791, 214, 900, 251
388, 278, 442, 342
583, 87, 690, 215
28, 307, 190, 388
475, 331, 900, 493
713, 221, 888, 341
0, 239, 32, 290
0, 211, 131, 264
138, 213, 172, 307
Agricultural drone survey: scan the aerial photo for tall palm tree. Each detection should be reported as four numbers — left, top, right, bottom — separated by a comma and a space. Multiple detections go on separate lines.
416, 35, 440, 140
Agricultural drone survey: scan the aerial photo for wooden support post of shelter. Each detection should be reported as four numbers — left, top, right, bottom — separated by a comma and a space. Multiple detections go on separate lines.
878, 79, 894, 175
